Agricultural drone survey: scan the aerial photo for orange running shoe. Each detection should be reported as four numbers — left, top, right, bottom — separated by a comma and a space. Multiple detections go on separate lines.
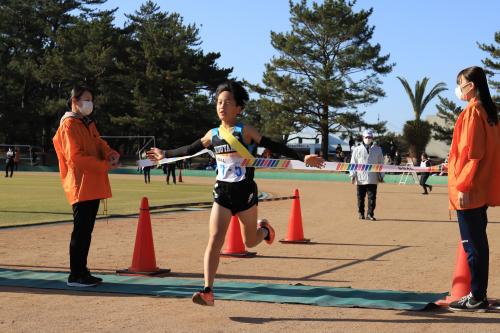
258, 219, 275, 245
192, 289, 214, 306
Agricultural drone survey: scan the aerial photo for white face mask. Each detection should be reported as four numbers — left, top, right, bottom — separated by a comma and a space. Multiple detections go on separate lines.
363, 138, 373, 145
454, 86, 464, 101
455, 82, 472, 101
79, 101, 93, 116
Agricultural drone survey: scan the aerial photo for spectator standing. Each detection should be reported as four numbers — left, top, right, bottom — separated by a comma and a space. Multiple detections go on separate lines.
389, 141, 397, 162
419, 153, 433, 195
5, 147, 15, 177
52, 86, 120, 287
447, 66, 500, 312
394, 151, 402, 166
349, 129, 384, 221
143, 165, 151, 183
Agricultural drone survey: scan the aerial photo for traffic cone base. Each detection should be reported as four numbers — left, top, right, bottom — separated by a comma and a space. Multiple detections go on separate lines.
116, 268, 171, 276
279, 238, 311, 244
436, 240, 471, 306
220, 251, 257, 258
117, 197, 171, 276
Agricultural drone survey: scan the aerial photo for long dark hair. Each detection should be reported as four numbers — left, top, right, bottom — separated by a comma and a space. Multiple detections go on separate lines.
457, 66, 498, 125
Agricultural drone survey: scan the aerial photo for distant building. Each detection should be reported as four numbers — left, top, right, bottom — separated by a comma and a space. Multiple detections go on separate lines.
425, 114, 451, 159
285, 128, 351, 157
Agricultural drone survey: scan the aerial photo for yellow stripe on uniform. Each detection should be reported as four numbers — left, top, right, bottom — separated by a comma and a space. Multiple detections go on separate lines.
218, 125, 255, 159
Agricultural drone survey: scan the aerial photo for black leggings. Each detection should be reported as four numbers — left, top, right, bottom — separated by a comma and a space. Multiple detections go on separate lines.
70, 199, 100, 277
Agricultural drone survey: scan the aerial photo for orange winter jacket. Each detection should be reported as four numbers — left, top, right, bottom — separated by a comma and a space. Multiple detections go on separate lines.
53, 112, 114, 205
448, 98, 500, 210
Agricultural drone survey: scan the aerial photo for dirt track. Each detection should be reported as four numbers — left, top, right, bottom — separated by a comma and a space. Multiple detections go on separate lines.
1, 176, 499, 332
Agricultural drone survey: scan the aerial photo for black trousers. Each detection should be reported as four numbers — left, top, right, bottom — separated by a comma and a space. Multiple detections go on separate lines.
420, 173, 431, 193
457, 206, 489, 299
70, 199, 100, 277
166, 165, 176, 184
357, 184, 377, 216
5, 160, 14, 177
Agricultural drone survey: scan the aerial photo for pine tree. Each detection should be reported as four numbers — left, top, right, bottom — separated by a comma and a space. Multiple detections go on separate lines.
0, 0, 232, 153
431, 96, 462, 144
120, 1, 231, 146
478, 31, 499, 104
254, 0, 393, 159
0, 0, 108, 147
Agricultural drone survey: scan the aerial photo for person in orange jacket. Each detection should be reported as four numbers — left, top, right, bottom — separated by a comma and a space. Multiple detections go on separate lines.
447, 66, 500, 312
53, 86, 120, 287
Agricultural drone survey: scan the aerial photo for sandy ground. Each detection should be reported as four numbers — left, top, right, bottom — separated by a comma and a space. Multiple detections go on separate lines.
1, 176, 499, 333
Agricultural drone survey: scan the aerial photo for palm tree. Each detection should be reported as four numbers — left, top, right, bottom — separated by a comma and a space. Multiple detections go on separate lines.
398, 77, 447, 160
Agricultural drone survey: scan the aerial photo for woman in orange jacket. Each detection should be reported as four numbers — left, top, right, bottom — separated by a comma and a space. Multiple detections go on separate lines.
448, 66, 499, 312
53, 86, 120, 287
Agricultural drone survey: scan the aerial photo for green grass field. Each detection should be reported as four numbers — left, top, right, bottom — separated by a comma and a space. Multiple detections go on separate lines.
0, 172, 213, 228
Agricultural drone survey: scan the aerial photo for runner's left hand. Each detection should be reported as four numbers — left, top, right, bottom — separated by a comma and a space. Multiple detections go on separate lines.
304, 155, 325, 168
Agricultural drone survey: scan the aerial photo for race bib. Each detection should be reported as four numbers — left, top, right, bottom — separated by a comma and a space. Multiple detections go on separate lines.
215, 154, 246, 182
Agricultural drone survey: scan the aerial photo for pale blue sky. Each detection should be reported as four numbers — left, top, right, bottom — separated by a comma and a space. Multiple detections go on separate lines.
98, 0, 499, 133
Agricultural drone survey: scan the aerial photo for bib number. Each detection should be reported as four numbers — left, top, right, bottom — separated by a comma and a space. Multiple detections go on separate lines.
216, 155, 245, 181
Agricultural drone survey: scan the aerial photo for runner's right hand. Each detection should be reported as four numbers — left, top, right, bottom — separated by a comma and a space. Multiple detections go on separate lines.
146, 147, 165, 161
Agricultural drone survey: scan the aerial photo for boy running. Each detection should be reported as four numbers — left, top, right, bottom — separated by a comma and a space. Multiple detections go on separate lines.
147, 81, 324, 306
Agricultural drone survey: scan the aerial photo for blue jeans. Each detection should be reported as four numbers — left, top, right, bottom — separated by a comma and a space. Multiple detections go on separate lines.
456, 206, 489, 299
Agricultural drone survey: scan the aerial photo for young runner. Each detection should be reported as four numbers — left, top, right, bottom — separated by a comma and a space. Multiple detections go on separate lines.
147, 80, 324, 305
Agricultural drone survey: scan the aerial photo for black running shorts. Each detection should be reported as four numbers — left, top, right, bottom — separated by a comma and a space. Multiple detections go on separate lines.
213, 178, 258, 215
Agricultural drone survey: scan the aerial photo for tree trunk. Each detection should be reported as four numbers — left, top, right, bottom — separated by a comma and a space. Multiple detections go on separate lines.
408, 144, 417, 164
321, 104, 329, 161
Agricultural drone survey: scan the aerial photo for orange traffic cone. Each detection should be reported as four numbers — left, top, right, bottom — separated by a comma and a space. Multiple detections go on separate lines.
221, 215, 256, 258
280, 189, 310, 243
436, 240, 471, 306
117, 197, 171, 276
178, 169, 183, 183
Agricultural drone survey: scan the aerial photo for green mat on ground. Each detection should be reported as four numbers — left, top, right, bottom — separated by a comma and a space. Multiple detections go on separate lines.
0, 268, 446, 310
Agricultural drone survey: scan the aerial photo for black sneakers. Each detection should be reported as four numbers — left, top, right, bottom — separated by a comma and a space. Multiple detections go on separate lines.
67, 271, 103, 287
358, 213, 365, 220
449, 293, 489, 312
83, 270, 103, 283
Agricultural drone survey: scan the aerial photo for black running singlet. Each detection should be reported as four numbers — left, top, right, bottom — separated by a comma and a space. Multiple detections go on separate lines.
210, 123, 256, 182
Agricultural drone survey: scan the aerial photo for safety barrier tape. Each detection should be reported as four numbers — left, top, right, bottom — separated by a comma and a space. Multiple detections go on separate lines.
148, 195, 297, 211
138, 150, 446, 173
